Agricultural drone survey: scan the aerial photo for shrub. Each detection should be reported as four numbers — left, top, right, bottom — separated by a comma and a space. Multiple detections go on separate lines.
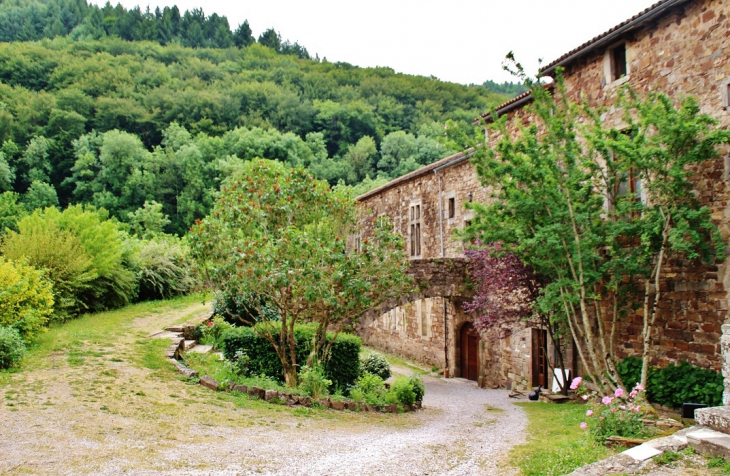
0, 326, 26, 369
409, 374, 425, 402
575, 379, 653, 443
360, 351, 391, 380
2, 205, 136, 316
353, 372, 387, 405
212, 290, 280, 325
2, 216, 95, 318
199, 316, 234, 348
130, 235, 196, 301
298, 365, 332, 399
0, 258, 54, 336
617, 356, 723, 408
220, 323, 361, 390
391, 376, 416, 405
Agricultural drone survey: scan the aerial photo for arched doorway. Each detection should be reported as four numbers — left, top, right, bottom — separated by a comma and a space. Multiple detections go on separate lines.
460, 322, 479, 381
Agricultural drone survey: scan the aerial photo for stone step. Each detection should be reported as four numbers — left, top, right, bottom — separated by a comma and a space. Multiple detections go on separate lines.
687, 428, 730, 459
152, 331, 183, 340
165, 326, 184, 332
188, 345, 214, 354
696, 406, 730, 433
182, 340, 197, 351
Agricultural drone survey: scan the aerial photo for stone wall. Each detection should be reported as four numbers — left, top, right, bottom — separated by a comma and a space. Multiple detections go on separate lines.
550, 0, 730, 372
357, 158, 493, 261
357, 0, 730, 389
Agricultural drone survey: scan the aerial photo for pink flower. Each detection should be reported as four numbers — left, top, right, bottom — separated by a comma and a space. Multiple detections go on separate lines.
570, 377, 583, 390
582, 395, 589, 401
614, 388, 624, 398
586, 410, 593, 416
633, 405, 641, 413
580, 422, 588, 429
611, 407, 617, 413
629, 390, 638, 399
602, 396, 613, 405
619, 405, 626, 410
634, 383, 644, 391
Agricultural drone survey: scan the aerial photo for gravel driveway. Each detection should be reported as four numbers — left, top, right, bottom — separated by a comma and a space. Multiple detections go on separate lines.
0, 302, 527, 475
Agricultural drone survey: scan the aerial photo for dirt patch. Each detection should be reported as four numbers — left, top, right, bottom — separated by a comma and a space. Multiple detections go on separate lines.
1, 302, 526, 475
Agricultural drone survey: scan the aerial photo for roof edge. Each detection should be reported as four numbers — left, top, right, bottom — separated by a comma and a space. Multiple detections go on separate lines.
356, 150, 471, 202
540, 0, 692, 75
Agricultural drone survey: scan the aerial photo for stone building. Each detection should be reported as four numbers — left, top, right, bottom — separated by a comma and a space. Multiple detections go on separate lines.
357, 0, 730, 394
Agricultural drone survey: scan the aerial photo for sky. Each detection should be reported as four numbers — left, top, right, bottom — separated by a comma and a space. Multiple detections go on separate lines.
90, 0, 660, 85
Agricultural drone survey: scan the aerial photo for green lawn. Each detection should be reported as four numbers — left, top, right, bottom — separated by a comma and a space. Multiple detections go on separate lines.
509, 402, 614, 476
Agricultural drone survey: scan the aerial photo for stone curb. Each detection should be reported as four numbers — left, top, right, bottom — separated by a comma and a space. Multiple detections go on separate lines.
158, 326, 423, 414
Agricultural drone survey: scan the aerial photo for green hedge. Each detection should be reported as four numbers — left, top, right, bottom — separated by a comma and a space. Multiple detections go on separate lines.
616, 356, 723, 408
220, 323, 361, 390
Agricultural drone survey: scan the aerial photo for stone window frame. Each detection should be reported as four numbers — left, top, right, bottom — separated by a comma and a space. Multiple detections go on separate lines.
721, 79, 730, 110
604, 127, 647, 213
408, 199, 423, 259
417, 298, 432, 339
444, 190, 457, 225
603, 41, 631, 89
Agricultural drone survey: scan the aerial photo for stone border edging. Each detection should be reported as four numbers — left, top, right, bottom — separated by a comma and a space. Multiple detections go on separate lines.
161, 326, 422, 414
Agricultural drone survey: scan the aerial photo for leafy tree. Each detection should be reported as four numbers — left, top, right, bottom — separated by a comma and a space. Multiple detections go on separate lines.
22, 180, 59, 210
190, 159, 411, 386
127, 200, 170, 238
232, 20, 253, 47
453, 63, 728, 392
258, 28, 281, 52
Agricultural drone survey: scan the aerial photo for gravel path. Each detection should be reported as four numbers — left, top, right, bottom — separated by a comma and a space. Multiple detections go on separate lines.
0, 302, 527, 475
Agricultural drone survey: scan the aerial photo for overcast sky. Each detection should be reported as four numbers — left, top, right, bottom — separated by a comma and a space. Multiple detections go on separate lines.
90, 0, 659, 85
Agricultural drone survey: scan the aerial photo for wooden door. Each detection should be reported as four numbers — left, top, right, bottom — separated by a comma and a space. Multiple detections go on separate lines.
460, 323, 479, 381
532, 329, 548, 388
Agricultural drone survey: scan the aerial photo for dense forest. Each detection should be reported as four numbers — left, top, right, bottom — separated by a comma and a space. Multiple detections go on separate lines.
0, 0, 509, 237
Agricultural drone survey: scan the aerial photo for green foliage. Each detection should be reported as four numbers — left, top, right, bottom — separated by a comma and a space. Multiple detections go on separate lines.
391, 376, 416, 405
212, 290, 280, 325
127, 201, 170, 239
452, 61, 729, 391
2, 205, 136, 316
192, 159, 410, 386
482, 79, 528, 96
129, 235, 196, 301
352, 372, 387, 405
617, 356, 724, 408
298, 365, 332, 399
409, 373, 425, 402
220, 323, 361, 390
0, 258, 54, 336
0, 34, 506, 213
199, 315, 233, 348
22, 180, 58, 210
0, 326, 25, 369
0, 191, 26, 233
360, 351, 391, 380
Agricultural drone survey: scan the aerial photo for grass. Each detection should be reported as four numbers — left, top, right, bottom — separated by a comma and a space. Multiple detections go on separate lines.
509, 402, 613, 476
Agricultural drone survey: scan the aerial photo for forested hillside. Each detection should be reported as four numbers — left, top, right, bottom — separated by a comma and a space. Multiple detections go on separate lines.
0, 1, 508, 236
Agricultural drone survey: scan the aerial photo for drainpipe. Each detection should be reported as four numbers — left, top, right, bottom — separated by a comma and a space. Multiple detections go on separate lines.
434, 169, 449, 377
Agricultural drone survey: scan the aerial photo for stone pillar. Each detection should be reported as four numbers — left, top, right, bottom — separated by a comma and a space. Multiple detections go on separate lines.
723, 324, 730, 405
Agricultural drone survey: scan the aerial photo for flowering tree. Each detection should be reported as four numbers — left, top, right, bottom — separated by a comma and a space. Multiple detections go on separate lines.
190, 159, 411, 386
465, 241, 571, 394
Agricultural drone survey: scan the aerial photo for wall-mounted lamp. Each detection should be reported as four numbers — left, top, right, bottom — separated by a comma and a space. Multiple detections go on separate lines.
468, 192, 473, 203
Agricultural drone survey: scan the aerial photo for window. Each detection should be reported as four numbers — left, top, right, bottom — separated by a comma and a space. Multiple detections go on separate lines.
409, 203, 421, 257
448, 197, 455, 219
420, 300, 428, 337
611, 43, 627, 81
